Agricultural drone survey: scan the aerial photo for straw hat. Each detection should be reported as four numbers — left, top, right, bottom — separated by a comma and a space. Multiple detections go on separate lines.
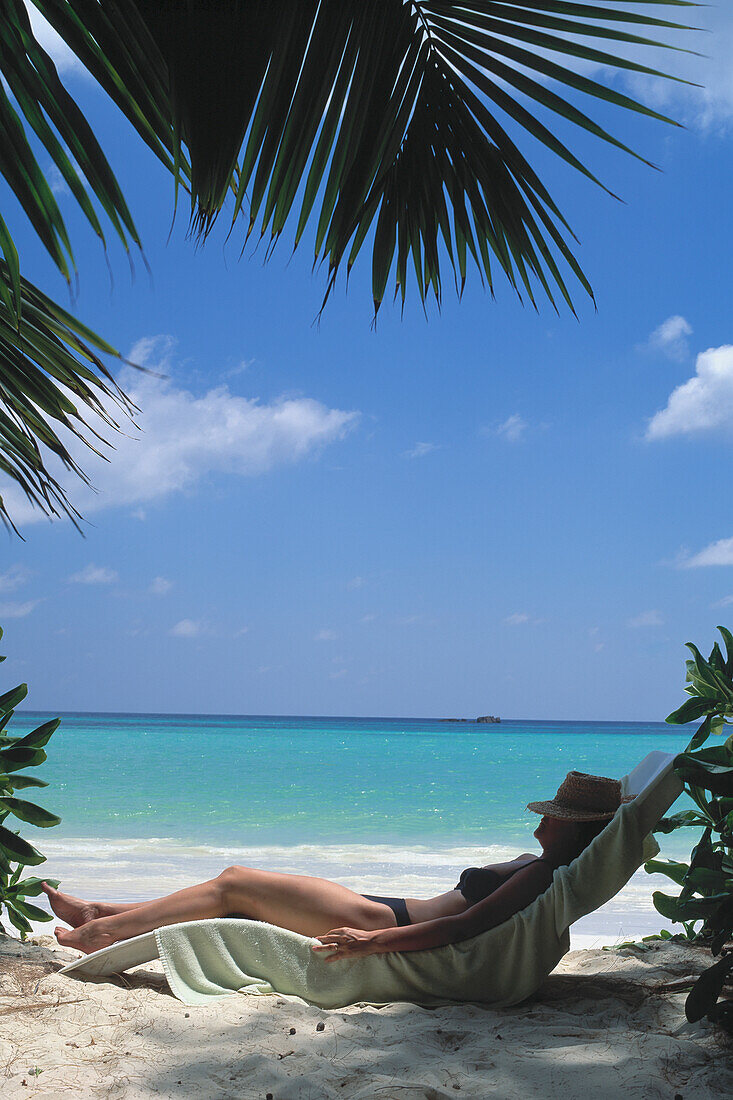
526, 771, 631, 822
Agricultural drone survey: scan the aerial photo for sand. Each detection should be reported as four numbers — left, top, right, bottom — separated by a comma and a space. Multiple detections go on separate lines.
1, 933, 731, 1099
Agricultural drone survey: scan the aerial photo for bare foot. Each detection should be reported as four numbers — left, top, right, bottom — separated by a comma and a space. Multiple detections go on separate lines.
42, 883, 101, 928
54, 921, 116, 954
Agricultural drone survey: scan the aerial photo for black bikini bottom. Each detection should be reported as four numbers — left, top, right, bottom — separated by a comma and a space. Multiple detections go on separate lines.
362, 894, 411, 927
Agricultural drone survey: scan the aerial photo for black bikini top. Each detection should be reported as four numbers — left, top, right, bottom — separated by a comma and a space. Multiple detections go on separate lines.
454, 858, 553, 906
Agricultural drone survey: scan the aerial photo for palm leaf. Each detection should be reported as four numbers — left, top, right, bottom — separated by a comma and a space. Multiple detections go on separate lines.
41, 0, 691, 317
0, 1, 697, 529
0, 263, 135, 532
0, 0, 158, 284
32, 1, 696, 313
0, 0, 165, 527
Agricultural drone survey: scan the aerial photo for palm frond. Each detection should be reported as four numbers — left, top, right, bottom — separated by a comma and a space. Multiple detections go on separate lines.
0, 0, 169, 527
0, 0, 154, 285
0, 0, 697, 531
0, 262, 134, 533
51, 0, 693, 315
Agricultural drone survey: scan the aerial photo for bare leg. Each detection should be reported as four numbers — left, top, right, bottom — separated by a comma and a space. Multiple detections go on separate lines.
41, 884, 145, 928
51, 866, 399, 953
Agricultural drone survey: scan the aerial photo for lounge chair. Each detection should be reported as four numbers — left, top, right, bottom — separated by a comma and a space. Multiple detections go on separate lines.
60, 750, 682, 1007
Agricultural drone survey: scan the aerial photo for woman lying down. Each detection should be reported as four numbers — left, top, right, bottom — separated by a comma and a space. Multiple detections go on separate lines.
44, 772, 628, 962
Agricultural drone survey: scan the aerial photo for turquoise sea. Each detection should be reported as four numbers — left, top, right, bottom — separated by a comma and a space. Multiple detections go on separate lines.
13, 712, 695, 943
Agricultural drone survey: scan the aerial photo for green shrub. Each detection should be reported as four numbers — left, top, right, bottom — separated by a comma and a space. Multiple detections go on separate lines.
648, 627, 733, 1028
0, 627, 60, 938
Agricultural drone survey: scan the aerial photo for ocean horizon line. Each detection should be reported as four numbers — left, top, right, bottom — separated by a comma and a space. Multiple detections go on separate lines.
14, 708, 674, 728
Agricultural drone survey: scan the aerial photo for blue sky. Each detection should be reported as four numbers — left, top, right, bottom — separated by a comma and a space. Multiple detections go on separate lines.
3, 7, 733, 721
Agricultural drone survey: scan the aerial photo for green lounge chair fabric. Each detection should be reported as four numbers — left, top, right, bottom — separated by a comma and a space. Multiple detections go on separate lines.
148, 751, 681, 1007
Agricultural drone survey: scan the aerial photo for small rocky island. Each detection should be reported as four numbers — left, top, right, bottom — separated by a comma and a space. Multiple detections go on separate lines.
439, 715, 501, 723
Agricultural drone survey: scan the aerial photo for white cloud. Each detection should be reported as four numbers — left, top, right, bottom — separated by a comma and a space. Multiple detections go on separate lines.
0, 336, 358, 526
0, 599, 40, 619
712, 595, 733, 608
129, 335, 176, 371
347, 576, 366, 590
623, 6, 733, 131
0, 565, 32, 593
314, 629, 338, 642
645, 316, 692, 362
360, 613, 377, 624
646, 345, 733, 440
68, 564, 118, 585
170, 619, 201, 638
149, 576, 173, 596
494, 415, 527, 443
47, 165, 71, 197
404, 441, 438, 459
682, 537, 733, 569
504, 612, 530, 626
627, 610, 664, 628
224, 358, 255, 379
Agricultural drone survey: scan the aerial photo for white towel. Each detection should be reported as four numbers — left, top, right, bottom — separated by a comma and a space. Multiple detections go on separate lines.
155, 752, 681, 1007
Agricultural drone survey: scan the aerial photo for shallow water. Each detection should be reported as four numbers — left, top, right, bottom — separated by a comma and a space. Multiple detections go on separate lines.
13, 711, 696, 941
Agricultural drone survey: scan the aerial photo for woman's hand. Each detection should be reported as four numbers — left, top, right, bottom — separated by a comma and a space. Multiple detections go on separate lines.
311, 927, 383, 962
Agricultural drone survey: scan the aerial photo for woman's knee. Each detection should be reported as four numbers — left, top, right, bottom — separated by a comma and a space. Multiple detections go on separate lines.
216, 865, 251, 908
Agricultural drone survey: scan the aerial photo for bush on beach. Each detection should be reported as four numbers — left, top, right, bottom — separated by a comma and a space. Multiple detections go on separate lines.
0, 626, 61, 938
649, 627, 733, 1029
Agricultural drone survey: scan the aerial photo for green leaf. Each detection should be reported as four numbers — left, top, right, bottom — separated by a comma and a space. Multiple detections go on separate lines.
7, 718, 60, 751
0, 683, 28, 713
2, 773, 48, 790
653, 890, 728, 923
6, 895, 50, 922
9, 875, 58, 897
0, 823, 44, 865
7, 896, 51, 922
688, 714, 714, 752
666, 696, 716, 726
653, 810, 708, 834
709, 642, 726, 672
645, 858, 689, 886
685, 955, 733, 1023
675, 747, 733, 797
684, 643, 728, 700
0, 796, 61, 827
685, 866, 733, 893
4, 901, 31, 937
717, 626, 733, 675
0, 744, 47, 773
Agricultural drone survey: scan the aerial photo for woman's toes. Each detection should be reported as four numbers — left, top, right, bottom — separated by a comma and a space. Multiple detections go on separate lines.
42, 886, 98, 928
53, 921, 115, 954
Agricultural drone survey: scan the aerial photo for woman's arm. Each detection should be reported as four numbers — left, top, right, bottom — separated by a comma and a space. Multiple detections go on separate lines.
313, 861, 553, 961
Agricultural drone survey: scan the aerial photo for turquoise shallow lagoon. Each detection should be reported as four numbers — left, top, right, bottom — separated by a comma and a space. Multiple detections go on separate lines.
13, 712, 697, 943
16, 712, 693, 845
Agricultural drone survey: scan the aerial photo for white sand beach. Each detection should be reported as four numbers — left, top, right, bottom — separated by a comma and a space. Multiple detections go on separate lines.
2, 932, 731, 1099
